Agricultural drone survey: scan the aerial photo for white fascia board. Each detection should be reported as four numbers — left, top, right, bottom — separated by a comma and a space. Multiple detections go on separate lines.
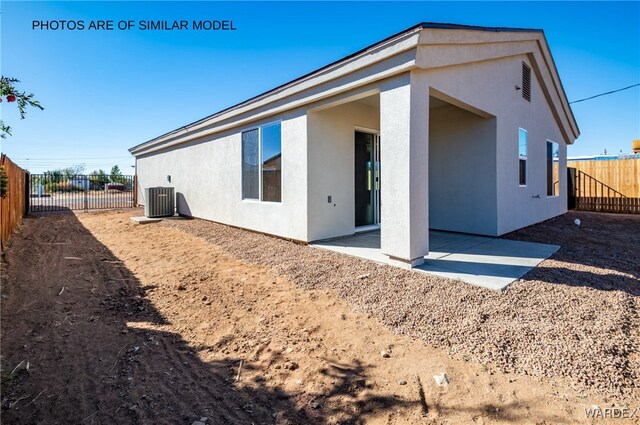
131, 26, 579, 157
130, 30, 422, 156
533, 36, 580, 140
133, 53, 417, 157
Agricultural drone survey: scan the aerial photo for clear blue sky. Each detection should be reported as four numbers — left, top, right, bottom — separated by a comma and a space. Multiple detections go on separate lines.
1, 1, 639, 174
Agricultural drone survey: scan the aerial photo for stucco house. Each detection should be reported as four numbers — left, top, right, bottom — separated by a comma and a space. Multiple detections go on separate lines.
129, 23, 579, 269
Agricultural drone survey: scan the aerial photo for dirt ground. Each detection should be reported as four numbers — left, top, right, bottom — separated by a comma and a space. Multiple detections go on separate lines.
1, 209, 638, 424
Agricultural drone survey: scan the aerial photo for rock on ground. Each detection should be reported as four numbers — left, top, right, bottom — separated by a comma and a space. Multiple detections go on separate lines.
164, 212, 640, 398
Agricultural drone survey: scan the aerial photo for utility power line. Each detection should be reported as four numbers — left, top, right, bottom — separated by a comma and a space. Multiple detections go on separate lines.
570, 83, 640, 104
11, 156, 132, 160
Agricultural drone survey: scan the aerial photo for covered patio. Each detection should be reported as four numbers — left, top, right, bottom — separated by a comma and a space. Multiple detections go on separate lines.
312, 230, 559, 291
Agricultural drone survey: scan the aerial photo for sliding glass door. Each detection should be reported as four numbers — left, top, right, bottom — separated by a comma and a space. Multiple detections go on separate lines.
354, 131, 380, 227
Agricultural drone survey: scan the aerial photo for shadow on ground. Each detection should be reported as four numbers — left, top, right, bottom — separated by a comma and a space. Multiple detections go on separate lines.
0, 212, 411, 424
430, 400, 574, 424
504, 211, 640, 296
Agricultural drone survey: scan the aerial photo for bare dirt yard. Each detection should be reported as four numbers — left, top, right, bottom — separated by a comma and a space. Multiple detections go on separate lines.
1, 209, 638, 424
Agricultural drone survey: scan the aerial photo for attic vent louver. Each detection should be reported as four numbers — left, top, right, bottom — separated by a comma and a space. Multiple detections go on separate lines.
522, 62, 532, 102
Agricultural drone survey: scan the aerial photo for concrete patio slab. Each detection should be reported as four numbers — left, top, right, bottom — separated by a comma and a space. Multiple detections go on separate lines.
315, 232, 387, 264
312, 230, 559, 291
130, 216, 163, 224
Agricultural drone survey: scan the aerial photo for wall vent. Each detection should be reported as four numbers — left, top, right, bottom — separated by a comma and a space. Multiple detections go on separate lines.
522, 62, 532, 102
144, 187, 175, 218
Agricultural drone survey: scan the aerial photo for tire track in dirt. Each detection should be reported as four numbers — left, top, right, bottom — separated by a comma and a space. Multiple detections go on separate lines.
2, 213, 118, 423
4, 210, 633, 424
1, 212, 319, 424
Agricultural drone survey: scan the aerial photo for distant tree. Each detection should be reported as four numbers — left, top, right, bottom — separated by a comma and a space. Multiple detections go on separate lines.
61, 164, 85, 179
1, 76, 44, 139
110, 165, 122, 177
40, 169, 63, 192
90, 169, 109, 182
89, 169, 109, 190
110, 165, 127, 184
34, 165, 86, 192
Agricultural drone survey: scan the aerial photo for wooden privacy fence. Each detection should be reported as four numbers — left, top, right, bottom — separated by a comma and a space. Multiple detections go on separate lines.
568, 158, 640, 197
568, 158, 640, 214
1, 154, 29, 250
575, 196, 640, 214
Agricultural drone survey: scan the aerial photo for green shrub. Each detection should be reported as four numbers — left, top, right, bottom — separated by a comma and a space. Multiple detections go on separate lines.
0, 166, 7, 198
53, 181, 84, 192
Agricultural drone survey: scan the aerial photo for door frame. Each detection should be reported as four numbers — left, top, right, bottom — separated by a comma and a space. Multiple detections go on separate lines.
354, 127, 381, 230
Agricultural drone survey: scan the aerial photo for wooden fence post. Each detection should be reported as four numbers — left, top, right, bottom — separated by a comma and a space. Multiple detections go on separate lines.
1, 155, 29, 250
133, 175, 138, 207
24, 171, 30, 217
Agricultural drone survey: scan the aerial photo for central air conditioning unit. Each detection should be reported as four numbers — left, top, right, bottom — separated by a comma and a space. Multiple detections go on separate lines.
144, 187, 175, 218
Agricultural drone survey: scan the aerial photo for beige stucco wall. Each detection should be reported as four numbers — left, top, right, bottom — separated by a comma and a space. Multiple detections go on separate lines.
133, 30, 575, 257
379, 72, 430, 264
429, 104, 498, 235
495, 57, 568, 235
420, 55, 568, 236
136, 110, 309, 241
307, 99, 380, 241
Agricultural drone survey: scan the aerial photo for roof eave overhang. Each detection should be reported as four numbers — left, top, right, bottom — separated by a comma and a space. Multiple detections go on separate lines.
130, 26, 423, 156
130, 23, 580, 156
415, 28, 579, 144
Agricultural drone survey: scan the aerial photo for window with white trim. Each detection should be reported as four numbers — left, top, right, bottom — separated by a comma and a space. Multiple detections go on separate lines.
518, 128, 527, 186
242, 122, 282, 202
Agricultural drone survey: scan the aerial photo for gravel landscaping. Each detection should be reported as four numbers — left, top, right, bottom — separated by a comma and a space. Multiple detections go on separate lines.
164, 211, 640, 399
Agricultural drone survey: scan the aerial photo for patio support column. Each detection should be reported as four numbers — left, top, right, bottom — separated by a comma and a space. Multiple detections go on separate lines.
380, 72, 429, 267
